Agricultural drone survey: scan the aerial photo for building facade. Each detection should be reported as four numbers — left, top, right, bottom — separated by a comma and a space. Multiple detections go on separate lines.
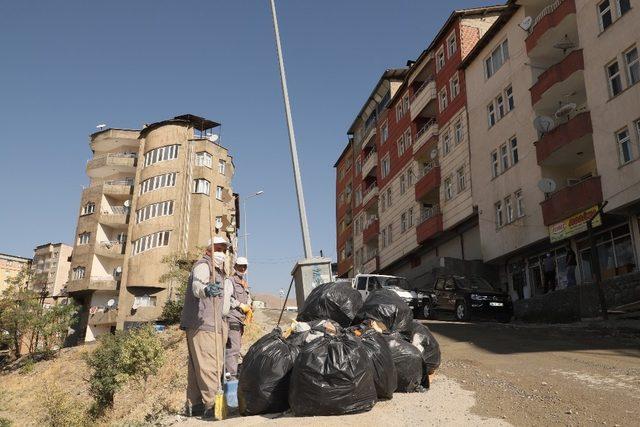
31, 243, 72, 305
68, 114, 237, 342
0, 253, 31, 293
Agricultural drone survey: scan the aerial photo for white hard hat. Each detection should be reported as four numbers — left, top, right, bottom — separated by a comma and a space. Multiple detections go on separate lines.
208, 236, 229, 246
235, 257, 248, 266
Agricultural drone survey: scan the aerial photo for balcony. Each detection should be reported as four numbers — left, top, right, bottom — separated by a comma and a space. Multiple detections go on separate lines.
362, 150, 378, 178
409, 79, 437, 121
536, 112, 593, 166
413, 120, 438, 158
362, 185, 379, 210
363, 219, 379, 243
101, 179, 134, 196
88, 309, 118, 326
67, 276, 118, 294
414, 163, 441, 201
362, 123, 377, 149
526, 0, 577, 55
87, 153, 137, 178
530, 49, 584, 106
337, 258, 353, 277
416, 206, 443, 244
363, 255, 379, 274
95, 241, 126, 258
100, 206, 129, 226
540, 176, 603, 226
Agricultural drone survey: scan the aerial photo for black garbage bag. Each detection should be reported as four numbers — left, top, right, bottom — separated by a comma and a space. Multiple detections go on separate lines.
286, 319, 342, 348
404, 321, 441, 376
353, 289, 414, 333
360, 329, 397, 399
297, 281, 363, 327
289, 333, 377, 416
384, 332, 423, 392
238, 328, 299, 415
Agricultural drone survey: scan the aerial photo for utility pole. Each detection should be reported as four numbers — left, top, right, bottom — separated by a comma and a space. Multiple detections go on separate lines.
586, 202, 609, 320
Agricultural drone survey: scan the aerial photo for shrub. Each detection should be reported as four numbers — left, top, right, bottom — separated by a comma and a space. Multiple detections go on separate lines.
40, 382, 88, 427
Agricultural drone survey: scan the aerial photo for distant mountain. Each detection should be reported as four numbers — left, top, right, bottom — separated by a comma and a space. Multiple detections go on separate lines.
252, 293, 286, 309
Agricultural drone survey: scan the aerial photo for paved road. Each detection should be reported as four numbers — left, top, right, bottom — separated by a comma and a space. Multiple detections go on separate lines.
427, 317, 640, 426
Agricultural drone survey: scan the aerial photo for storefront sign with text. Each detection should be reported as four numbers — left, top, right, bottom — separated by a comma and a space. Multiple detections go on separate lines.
549, 206, 602, 243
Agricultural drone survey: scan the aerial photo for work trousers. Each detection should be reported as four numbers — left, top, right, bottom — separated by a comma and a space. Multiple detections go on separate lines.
225, 322, 244, 379
186, 326, 227, 408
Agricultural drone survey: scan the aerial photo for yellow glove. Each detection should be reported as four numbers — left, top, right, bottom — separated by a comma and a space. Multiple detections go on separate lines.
239, 303, 251, 314
244, 308, 253, 324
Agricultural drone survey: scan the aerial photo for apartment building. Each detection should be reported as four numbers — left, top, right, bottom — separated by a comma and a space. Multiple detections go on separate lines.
463, 0, 640, 299
335, 141, 354, 276
30, 243, 72, 305
0, 253, 31, 293
68, 114, 237, 342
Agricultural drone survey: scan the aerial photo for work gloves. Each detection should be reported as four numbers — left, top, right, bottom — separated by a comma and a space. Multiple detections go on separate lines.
239, 303, 254, 324
204, 283, 223, 298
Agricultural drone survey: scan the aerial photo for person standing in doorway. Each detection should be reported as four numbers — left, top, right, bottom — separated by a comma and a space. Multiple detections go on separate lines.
565, 246, 578, 287
225, 257, 253, 381
543, 253, 556, 293
180, 236, 233, 419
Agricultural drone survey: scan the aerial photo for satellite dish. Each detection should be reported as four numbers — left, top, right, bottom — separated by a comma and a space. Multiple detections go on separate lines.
207, 134, 219, 143
114, 266, 122, 274
538, 178, 557, 194
132, 302, 139, 310
96, 124, 107, 130
533, 116, 555, 134
107, 299, 115, 308
519, 16, 533, 31
430, 148, 438, 160
553, 35, 575, 53
554, 103, 576, 119
123, 200, 131, 208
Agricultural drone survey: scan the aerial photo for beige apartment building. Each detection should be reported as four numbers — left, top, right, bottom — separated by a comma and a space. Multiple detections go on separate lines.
463, 0, 640, 299
0, 253, 31, 293
68, 114, 237, 342
31, 243, 72, 305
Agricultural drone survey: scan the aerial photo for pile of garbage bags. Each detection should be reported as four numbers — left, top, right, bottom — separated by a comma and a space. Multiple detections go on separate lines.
238, 281, 441, 417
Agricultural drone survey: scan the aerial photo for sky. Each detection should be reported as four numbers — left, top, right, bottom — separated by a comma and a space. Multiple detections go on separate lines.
0, 0, 490, 296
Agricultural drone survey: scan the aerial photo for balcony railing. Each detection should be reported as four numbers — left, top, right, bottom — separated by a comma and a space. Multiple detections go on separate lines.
67, 276, 118, 293
409, 79, 437, 121
416, 205, 443, 244
362, 184, 379, 208
363, 218, 379, 243
540, 175, 603, 226
104, 179, 134, 186
536, 111, 592, 165
530, 0, 564, 33
362, 149, 378, 176
415, 162, 441, 201
96, 241, 126, 257
526, 0, 576, 53
410, 76, 435, 105
530, 49, 584, 105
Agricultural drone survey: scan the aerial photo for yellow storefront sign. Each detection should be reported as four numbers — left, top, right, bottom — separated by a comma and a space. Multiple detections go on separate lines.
549, 205, 602, 243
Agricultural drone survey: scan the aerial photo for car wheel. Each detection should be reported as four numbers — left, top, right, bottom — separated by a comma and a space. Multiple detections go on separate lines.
423, 302, 435, 319
455, 301, 470, 321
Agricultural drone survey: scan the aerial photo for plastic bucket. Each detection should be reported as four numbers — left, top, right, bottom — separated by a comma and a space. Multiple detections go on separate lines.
224, 379, 239, 409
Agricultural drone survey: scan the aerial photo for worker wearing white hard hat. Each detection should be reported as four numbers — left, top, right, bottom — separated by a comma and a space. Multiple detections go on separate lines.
224, 256, 253, 381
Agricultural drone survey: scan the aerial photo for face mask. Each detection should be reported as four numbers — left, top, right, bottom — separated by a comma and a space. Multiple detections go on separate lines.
234, 268, 246, 277
213, 251, 226, 268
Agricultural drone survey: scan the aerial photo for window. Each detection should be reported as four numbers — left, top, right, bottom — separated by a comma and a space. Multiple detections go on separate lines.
439, 88, 448, 111
400, 175, 406, 195
444, 176, 453, 201
381, 122, 389, 142
218, 159, 227, 175
454, 121, 463, 145
408, 207, 414, 227
136, 200, 174, 223
404, 128, 412, 151
387, 224, 393, 244
500, 144, 509, 171
72, 267, 85, 280
443, 131, 451, 155
144, 144, 179, 167
381, 156, 390, 178
402, 95, 409, 115
457, 167, 466, 192
608, 60, 623, 96
496, 94, 505, 119
488, 102, 496, 127
380, 193, 386, 212
82, 202, 95, 215
447, 32, 457, 57
617, 128, 633, 164
395, 103, 403, 121
381, 228, 387, 248
485, 40, 509, 78
598, 0, 613, 30
134, 294, 157, 308
216, 186, 224, 201
515, 190, 524, 218
355, 159, 362, 175
195, 151, 212, 167
193, 179, 210, 195
407, 167, 414, 186
397, 136, 406, 157
355, 189, 362, 205
505, 85, 514, 111
140, 173, 177, 195
450, 74, 460, 98
491, 151, 499, 178
505, 196, 514, 223
510, 137, 519, 165
437, 48, 445, 71
78, 232, 90, 245
618, 0, 631, 16
400, 213, 407, 233
625, 47, 639, 86
495, 201, 504, 228
386, 188, 392, 206
132, 230, 170, 255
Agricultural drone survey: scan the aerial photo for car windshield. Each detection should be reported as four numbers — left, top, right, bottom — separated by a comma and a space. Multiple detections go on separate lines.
383, 277, 411, 290
454, 276, 495, 291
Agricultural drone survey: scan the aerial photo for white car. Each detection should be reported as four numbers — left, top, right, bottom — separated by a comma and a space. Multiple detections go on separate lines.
352, 274, 428, 314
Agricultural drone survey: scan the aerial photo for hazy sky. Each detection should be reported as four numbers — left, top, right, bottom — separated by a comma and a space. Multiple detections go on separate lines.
0, 0, 490, 295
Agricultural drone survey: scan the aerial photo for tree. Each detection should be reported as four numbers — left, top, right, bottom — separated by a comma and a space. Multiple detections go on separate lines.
158, 252, 198, 324
0, 284, 40, 359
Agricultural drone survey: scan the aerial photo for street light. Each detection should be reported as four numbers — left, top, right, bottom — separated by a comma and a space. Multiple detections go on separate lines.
243, 190, 264, 261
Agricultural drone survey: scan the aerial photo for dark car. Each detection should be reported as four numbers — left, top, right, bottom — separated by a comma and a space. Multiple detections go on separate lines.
423, 275, 512, 322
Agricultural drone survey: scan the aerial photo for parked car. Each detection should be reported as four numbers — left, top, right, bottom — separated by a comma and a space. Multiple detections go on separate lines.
423, 275, 512, 322
353, 274, 428, 315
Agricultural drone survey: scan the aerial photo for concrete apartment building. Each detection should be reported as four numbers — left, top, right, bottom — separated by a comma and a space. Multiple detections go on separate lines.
31, 243, 72, 305
335, 6, 505, 282
0, 253, 31, 293
462, 0, 640, 299
68, 114, 237, 342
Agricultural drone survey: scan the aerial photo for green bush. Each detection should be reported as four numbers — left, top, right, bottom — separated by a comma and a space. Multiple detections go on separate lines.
85, 325, 164, 416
